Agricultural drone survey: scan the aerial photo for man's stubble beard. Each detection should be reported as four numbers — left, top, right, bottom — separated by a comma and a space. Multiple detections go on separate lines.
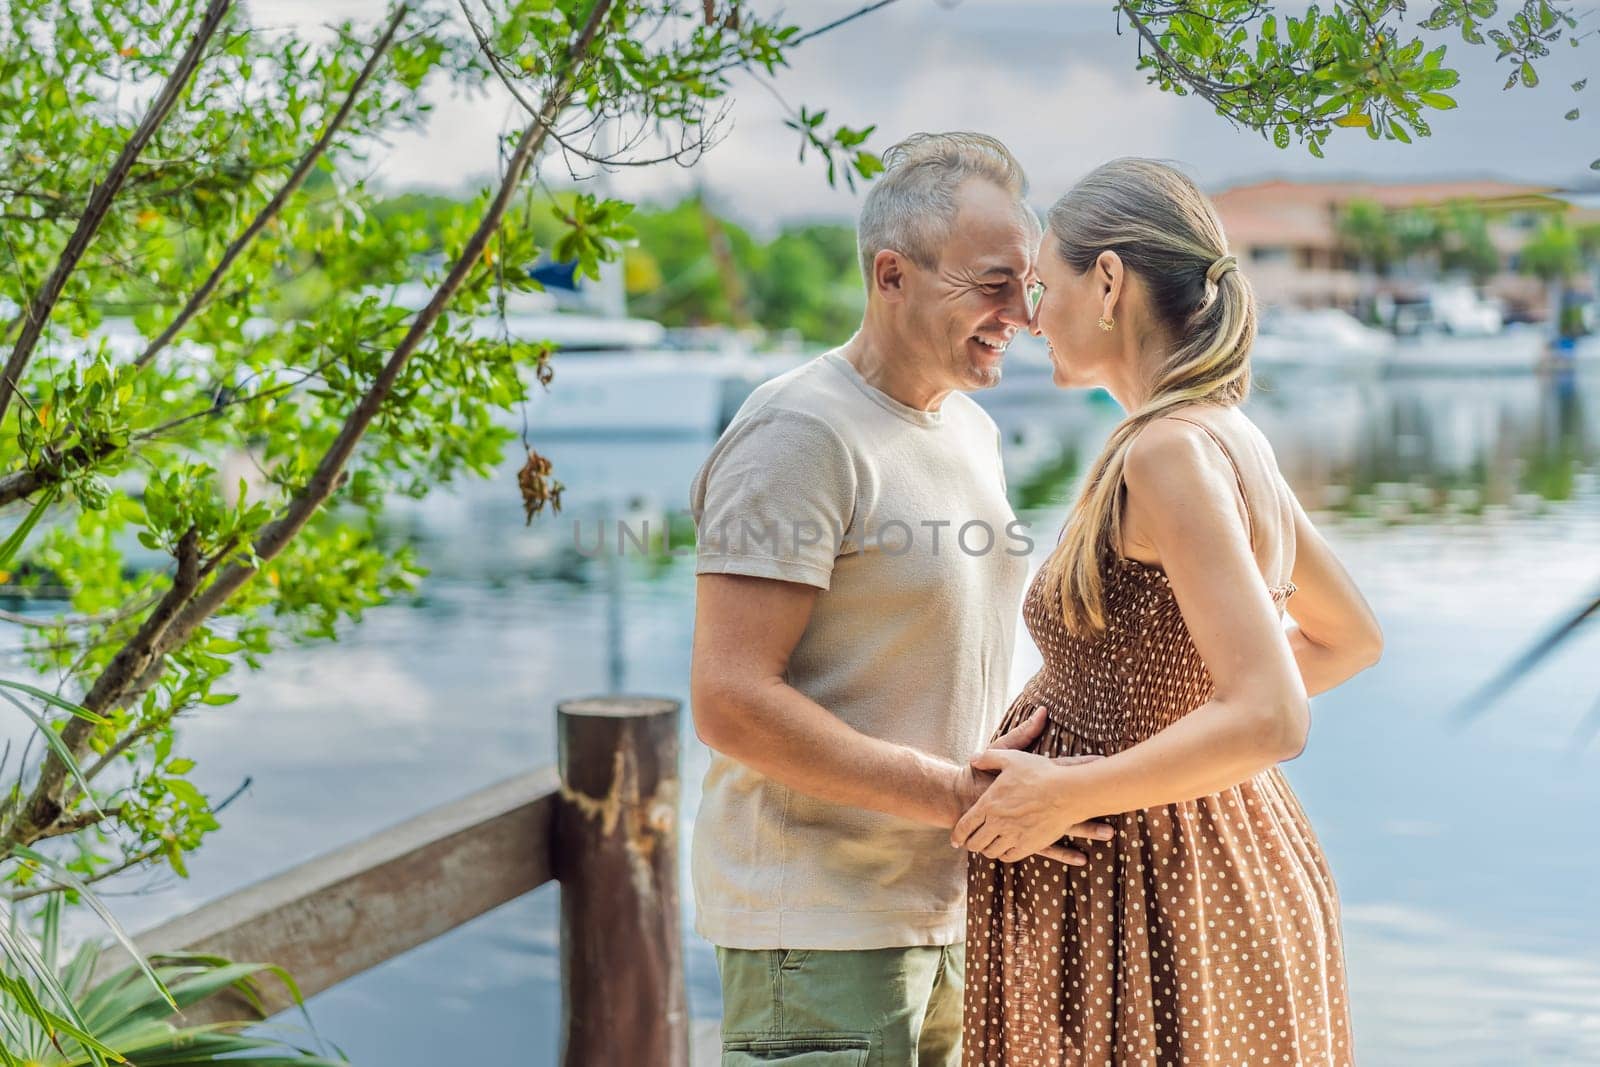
943, 332, 1003, 393
964, 353, 1003, 391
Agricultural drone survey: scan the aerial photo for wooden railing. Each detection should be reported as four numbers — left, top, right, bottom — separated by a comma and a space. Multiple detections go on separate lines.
95, 696, 689, 1067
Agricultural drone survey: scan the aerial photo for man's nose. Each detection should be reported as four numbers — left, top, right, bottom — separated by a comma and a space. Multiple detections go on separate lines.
998, 289, 1031, 329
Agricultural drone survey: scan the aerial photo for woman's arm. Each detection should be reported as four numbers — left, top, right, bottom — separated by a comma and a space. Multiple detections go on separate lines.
1283, 489, 1384, 695
953, 419, 1337, 862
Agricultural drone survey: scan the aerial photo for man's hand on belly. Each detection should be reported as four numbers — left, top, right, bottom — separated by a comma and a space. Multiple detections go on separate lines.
949, 707, 1114, 867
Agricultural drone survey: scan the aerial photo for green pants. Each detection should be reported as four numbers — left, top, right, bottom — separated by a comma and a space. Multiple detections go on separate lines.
715, 944, 964, 1066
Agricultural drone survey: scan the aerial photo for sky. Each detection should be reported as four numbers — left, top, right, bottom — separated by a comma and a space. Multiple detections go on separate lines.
255, 0, 1600, 228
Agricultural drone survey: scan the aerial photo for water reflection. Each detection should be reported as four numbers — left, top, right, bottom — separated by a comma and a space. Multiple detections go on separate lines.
994, 371, 1600, 526
1284, 374, 1596, 520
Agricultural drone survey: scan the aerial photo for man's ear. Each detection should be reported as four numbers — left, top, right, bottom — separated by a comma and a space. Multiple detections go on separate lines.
871, 249, 908, 302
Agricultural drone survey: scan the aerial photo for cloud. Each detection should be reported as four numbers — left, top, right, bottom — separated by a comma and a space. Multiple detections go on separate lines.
258, 0, 1598, 227
1343, 902, 1600, 1063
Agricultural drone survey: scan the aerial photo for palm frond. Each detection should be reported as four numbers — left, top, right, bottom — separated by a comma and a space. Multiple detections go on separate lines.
1455, 587, 1600, 725
1, 903, 345, 1065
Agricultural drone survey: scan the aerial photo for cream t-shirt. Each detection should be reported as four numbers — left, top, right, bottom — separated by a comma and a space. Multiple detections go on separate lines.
689, 350, 1031, 950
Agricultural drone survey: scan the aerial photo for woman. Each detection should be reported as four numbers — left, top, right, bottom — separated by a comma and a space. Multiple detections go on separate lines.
954, 159, 1383, 1066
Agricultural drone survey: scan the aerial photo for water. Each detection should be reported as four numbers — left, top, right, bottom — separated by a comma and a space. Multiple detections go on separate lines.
21, 366, 1600, 1065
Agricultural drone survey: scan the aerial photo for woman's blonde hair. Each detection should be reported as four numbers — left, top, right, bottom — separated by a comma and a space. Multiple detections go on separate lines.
1039, 158, 1257, 635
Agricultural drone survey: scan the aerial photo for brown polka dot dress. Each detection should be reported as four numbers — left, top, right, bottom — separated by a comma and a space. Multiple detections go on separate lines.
963, 430, 1353, 1066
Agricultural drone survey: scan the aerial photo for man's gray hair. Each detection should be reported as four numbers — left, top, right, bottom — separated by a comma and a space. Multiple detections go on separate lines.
856, 131, 1035, 282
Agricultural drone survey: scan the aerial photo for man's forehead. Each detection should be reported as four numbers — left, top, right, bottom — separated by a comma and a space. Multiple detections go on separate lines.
936, 198, 1037, 276
964, 238, 1038, 278
971, 258, 1029, 277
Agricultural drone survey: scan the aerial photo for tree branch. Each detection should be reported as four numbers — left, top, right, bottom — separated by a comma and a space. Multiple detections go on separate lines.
1120, 2, 1255, 103
8, 774, 251, 902
8, 844, 161, 903
0, 305, 383, 512
0, 595, 160, 631
705, 0, 904, 78
80, 725, 159, 788
0, 0, 235, 427
133, 3, 412, 369
788, 0, 902, 47
146, 0, 615, 636
4, 529, 204, 848
458, 0, 711, 170
34, 805, 124, 840
0, 441, 118, 509
2, 0, 619, 850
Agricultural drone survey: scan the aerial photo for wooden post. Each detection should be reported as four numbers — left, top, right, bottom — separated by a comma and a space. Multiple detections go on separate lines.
555, 696, 687, 1067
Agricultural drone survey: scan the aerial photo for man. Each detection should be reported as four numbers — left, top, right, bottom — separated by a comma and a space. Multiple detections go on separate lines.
689, 132, 1101, 1064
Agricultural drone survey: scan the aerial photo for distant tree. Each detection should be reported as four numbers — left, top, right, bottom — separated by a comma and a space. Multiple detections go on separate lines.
1518, 218, 1583, 281
1520, 217, 1585, 335
624, 198, 759, 325
1340, 199, 1512, 288
748, 225, 863, 343
1435, 202, 1503, 285
1338, 199, 1398, 276
620, 200, 862, 342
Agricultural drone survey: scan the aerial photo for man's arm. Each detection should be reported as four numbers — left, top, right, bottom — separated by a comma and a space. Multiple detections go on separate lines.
687, 407, 1104, 857
691, 572, 978, 829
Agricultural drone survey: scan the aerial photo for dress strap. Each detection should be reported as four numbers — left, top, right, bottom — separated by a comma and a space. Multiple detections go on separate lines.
1159, 414, 1256, 552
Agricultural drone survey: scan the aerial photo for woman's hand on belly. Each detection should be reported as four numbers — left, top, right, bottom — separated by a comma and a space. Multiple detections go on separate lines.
953, 709, 1114, 865
952, 749, 1114, 864
949, 706, 1049, 824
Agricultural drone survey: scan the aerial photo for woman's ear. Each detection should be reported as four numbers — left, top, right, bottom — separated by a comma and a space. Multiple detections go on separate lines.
1098, 250, 1124, 317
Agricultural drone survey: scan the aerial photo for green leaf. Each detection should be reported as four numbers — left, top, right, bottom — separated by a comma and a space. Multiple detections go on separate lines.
0, 679, 111, 725
1522, 61, 1539, 88
0, 487, 59, 569
0, 688, 106, 819
0, 904, 116, 1065
12, 845, 178, 1014
1420, 92, 1458, 110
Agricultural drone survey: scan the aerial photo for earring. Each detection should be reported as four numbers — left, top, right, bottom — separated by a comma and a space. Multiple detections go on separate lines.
1097, 316, 1115, 332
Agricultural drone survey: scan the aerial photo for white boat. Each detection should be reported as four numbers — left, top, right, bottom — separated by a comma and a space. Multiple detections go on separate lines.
523, 347, 805, 437
377, 281, 785, 436
1426, 283, 1507, 337
1251, 308, 1393, 375
1372, 282, 1562, 373
1385, 326, 1550, 374
471, 310, 665, 352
